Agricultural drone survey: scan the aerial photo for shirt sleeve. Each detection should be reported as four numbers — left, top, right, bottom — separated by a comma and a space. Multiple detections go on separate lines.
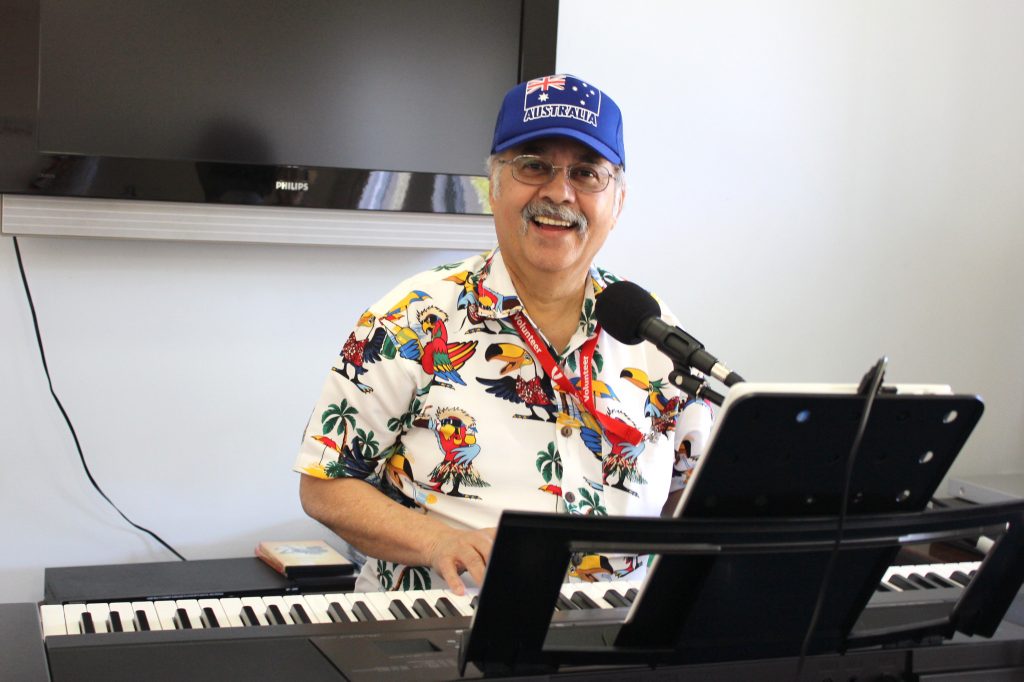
293, 304, 421, 482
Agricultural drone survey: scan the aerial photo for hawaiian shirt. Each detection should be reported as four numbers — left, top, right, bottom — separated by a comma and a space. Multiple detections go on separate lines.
294, 248, 714, 591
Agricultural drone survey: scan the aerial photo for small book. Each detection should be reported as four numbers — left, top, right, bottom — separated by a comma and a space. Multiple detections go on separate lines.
255, 540, 355, 578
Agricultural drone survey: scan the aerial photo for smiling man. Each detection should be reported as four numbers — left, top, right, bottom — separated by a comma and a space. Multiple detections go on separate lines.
296, 74, 713, 594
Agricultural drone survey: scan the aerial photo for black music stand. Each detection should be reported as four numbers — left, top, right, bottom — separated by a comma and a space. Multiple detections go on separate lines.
460, 503, 1024, 676
459, 385, 1020, 676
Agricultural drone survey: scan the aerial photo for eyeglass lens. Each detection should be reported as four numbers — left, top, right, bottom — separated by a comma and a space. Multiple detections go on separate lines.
511, 156, 610, 192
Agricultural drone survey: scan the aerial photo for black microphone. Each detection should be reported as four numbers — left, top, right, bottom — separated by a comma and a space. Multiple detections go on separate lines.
595, 280, 744, 386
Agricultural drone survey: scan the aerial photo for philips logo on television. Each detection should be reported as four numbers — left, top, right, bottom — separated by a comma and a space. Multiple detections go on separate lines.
275, 180, 309, 191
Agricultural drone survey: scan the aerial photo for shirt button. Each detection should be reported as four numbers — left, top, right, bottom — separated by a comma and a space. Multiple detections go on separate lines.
560, 426, 573, 438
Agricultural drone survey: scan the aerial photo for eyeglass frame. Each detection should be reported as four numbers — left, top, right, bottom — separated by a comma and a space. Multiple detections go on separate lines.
494, 154, 620, 193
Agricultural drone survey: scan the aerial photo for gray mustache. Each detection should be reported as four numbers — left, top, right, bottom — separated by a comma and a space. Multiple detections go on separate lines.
521, 201, 588, 232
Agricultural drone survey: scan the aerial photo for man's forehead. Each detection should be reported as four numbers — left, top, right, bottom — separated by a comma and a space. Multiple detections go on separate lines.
507, 137, 608, 165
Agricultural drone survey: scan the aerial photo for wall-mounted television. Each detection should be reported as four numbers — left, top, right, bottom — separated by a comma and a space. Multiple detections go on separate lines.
0, 0, 558, 215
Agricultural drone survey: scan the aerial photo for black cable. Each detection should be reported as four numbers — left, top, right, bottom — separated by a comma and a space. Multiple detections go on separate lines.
792, 357, 887, 680
12, 235, 186, 561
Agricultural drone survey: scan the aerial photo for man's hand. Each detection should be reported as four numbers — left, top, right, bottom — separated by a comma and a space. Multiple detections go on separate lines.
426, 527, 496, 595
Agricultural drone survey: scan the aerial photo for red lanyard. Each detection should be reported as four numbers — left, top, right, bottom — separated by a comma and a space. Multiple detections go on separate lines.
510, 311, 643, 447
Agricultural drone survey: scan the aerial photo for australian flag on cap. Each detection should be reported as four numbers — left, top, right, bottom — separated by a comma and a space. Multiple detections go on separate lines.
492, 73, 625, 167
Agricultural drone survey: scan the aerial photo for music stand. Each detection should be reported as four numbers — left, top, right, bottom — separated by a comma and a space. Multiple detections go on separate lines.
459, 383, 1018, 676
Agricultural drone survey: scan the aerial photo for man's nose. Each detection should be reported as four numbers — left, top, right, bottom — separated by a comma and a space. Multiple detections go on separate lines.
538, 166, 576, 203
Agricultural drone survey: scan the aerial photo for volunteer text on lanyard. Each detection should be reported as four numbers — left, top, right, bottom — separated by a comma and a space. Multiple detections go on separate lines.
509, 310, 644, 447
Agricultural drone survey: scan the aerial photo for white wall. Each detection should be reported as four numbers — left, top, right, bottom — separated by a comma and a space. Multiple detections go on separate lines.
1, 0, 1022, 603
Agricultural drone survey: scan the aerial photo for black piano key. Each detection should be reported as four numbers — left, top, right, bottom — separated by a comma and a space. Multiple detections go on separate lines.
351, 601, 377, 622
79, 611, 96, 634
887, 575, 916, 591
949, 570, 972, 586
389, 599, 415, 620
876, 581, 895, 592
108, 611, 124, 632
134, 610, 151, 631
201, 606, 221, 628
925, 572, 960, 588
570, 591, 601, 609
265, 604, 287, 625
412, 598, 439, 619
625, 588, 638, 603
555, 594, 577, 611
470, 596, 479, 610
174, 608, 193, 630
602, 589, 630, 607
289, 604, 312, 624
906, 573, 939, 589
240, 605, 261, 627
434, 597, 462, 618
327, 602, 351, 623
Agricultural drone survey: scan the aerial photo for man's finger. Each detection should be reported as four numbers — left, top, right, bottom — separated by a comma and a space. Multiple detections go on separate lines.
437, 558, 466, 596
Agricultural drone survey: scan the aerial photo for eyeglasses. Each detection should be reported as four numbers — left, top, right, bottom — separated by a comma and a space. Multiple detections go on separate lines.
496, 155, 616, 193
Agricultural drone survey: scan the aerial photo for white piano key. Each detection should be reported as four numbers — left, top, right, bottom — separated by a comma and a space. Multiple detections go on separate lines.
214, 597, 245, 628
576, 582, 617, 609
85, 603, 111, 634
239, 597, 270, 626
40, 604, 68, 637
131, 601, 162, 631
359, 592, 398, 621
108, 602, 136, 632
437, 590, 475, 616
299, 594, 332, 624
153, 600, 180, 630
61, 604, 87, 635
197, 598, 235, 628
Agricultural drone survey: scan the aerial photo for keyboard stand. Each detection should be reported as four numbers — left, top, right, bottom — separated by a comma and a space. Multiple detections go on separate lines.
459, 500, 1024, 676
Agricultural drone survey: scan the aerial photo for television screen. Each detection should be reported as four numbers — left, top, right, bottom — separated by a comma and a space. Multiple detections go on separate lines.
0, 0, 558, 212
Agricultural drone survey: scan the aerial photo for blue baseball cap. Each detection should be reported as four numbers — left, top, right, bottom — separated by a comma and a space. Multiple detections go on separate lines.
491, 74, 625, 167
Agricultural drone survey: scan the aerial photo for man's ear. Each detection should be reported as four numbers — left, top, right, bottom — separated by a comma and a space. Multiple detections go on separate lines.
613, 184, 627, 222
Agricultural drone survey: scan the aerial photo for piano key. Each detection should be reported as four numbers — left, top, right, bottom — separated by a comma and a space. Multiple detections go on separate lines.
322, 593, 357, 623
264, 604, 288, 626
79, 611, 96, 634
326, 601, 352, 623
289, 603, 312, 624
578, 583, 618, 609
201, 606, 221, 628
886, 574, 915, 591
108, 602, 136, 632
154, 601, 180, 631
108, 610, 124, 632
175, 600, 205, 630
40, 604, 68, 637
949, 571, 972, 587
261, 597, 293, 625
239, 605, 261, 627
360, 593, 398, 621
412, 598, 440, 619
85, 603, 111, 633
925, 572, 959, 588
202, 598, 240, 628
239, 597, 269, 626
570, 591, 601, 610
299, 594, 333, 624
283, 595, 324, 624
906, 573, 940, 590
625, 588, 639, 603
350, 600, 378, 623
554, 593, 577, 611
601, 588, 631, 608
173, 608, 193, 630
388, 598, 416, 620
436, 591, 475, 616
131, 602, 161, 631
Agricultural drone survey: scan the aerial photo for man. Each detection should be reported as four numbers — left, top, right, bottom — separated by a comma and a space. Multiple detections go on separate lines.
296, 74, 713, 594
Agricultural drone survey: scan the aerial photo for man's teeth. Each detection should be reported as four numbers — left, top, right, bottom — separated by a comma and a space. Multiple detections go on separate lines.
533, 215, 573, 227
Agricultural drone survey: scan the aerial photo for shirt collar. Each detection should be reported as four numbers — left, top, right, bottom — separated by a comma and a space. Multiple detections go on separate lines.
472, 248, 604, 345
